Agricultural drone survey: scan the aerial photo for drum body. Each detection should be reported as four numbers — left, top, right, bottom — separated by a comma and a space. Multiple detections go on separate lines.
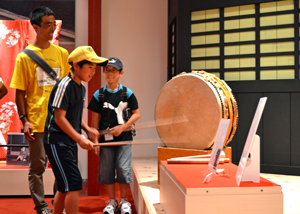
155, 71, 238, 150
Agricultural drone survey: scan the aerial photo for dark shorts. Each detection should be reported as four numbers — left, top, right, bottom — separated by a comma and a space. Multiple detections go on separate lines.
44, 142, 82, 193
98, 144, 133, 184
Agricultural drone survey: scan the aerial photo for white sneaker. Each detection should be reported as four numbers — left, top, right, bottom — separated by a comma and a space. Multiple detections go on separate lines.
119, 199, 132, 214
103, 199, 118, 214
50, 207, 66, 214
38, 209, 51, 214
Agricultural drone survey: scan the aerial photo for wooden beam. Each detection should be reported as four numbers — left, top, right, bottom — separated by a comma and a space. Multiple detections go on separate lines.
87, 0, 102, 196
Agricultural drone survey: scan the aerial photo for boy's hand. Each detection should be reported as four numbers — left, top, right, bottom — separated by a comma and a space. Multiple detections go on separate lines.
78, 137, 94, 150
109, 124, 126, 137
23, 121, 35, 141
87, 127, 99, 142
93, 146, 100, 155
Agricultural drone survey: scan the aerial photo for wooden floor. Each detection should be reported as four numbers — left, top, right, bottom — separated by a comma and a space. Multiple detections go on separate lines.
1, 158, 298, 213
131, 157, 300, 214
260, 173, 300, 214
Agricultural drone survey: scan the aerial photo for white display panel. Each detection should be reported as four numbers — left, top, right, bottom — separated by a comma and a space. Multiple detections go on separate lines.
236, 97, 267, 186
208, 118, 230, 173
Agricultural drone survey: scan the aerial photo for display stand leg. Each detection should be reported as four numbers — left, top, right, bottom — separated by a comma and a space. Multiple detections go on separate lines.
241, 134, 260, 183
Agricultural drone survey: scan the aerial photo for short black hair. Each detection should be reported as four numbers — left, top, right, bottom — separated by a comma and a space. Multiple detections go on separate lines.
29, 6, 55, 27
69, 60, 92, 72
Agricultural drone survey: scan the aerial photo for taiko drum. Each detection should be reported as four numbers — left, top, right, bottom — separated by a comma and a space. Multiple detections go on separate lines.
155, 71, 238, 150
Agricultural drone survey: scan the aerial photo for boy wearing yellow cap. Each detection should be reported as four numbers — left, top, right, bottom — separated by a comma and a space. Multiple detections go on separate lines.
43, 46, 108, 214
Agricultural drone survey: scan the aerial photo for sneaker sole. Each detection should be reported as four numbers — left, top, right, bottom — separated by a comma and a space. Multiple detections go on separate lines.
121, 210, 131, 214
103, 208, 119, 214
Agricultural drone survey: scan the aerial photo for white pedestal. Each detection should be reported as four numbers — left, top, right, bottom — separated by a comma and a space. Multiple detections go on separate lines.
160, 162, 283, 214
0, 166, 55, 196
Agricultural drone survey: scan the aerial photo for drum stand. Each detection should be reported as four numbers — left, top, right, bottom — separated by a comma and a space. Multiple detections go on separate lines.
166, 151, 231, 183
236, 134, 260, 185
235, 97, 267, 186
204, 97, 265, 185
201, 134, 260, 184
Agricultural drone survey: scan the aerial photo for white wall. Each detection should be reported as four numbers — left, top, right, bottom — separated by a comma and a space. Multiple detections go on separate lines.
101, 0, 168, 157
76, 0, 168, 179
75, 0, 89, 180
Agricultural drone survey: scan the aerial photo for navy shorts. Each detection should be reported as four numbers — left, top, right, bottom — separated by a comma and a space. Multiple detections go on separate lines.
44, 142, 82, 193
98, 144, 133, 184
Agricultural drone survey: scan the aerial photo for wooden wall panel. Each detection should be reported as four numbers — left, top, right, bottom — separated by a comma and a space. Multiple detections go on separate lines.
291, 93, 300, 166
227, 93, 238, 162
262, 93, 290, 165
231, 93, 262, 164
169, 0, 300, 175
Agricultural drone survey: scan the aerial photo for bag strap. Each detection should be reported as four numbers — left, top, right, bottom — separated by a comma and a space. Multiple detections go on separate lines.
98, 86, 128, 105
122, 86, 128, 102
22, 49, 58, 82
98, 88, 104, 107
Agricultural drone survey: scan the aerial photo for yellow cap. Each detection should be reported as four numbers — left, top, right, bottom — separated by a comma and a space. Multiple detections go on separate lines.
68, 46, 108, 66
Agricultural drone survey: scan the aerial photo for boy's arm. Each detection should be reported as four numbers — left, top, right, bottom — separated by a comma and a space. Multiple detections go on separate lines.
15, 89, 35, 141
54, 107, 94, 150
81, 118, 99, 143
0, 81, 8, 100
110, 108, 140, 137
91, 111, 101, 155
125, 108, 140, 127
81, 119, 89, 133
91, 111, 100, 130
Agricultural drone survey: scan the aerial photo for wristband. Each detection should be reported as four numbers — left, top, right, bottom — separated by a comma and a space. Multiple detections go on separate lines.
19, 114, 27, 120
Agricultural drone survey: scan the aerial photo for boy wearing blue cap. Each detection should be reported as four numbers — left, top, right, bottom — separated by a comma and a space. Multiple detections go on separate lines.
88, 57, 140, 214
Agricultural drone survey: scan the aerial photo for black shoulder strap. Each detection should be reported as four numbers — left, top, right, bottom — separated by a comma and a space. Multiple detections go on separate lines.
122, 86, 128, 102
22, 49, 58, 82
98, 86, 128, 106
98, 88, 104, 106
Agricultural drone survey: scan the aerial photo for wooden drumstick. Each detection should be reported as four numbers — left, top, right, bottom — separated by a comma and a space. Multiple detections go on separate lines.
0, 144, 28, 147
98, 115, 188, 137
167, 158, 230, 164
93, 136, 190, 147
1, 116, 188, 148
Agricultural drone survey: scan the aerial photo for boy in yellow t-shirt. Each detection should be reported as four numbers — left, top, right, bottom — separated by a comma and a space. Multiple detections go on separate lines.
0, 77, 8, 100
10, 6, 70, 214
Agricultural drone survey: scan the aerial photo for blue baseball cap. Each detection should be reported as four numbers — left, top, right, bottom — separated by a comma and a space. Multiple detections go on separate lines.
107, 57, 123, 70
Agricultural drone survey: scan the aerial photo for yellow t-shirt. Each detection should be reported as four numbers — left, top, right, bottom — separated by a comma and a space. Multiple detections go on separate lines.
10, 43, 71, 132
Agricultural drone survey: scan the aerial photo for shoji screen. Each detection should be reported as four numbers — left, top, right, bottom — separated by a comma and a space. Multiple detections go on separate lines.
190, 0, 298, 81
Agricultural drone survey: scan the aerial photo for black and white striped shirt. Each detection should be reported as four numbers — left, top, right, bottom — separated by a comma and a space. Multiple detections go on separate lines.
43, 73, 85, 144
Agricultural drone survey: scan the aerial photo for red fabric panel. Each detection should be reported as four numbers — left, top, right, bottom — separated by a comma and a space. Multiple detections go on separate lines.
0, 20, 62, 160
161, 161, 280, 188
0, 20, 36, 160
0, 21, 36, 135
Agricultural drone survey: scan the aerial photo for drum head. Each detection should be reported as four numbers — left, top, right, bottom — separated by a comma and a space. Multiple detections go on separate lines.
155, 73, 222, 150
